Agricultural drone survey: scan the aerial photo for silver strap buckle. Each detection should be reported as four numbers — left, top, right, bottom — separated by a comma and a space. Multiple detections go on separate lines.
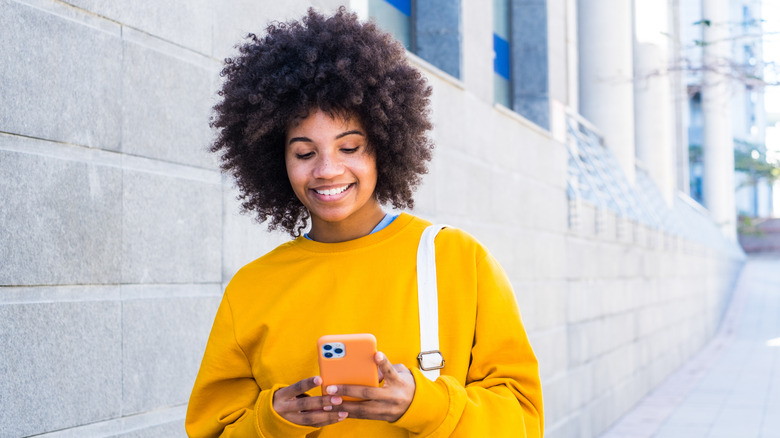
417, 350, 445, 371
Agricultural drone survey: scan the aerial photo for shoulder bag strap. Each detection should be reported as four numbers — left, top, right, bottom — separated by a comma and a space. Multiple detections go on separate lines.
416, 224, 449, 381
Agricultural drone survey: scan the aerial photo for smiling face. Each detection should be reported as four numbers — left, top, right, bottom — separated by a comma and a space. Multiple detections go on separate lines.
285, 109, 385, 242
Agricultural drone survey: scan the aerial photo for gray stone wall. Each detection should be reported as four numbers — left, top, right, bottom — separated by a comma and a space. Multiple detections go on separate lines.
0, 1, 339, 436
1, 1, 743, 437
413, 65, 743, 437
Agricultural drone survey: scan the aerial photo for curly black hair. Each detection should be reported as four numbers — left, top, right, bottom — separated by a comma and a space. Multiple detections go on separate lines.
210, 6, 434, 236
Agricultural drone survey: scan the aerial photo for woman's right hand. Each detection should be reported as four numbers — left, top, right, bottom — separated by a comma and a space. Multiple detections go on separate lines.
272, 376, 348, 427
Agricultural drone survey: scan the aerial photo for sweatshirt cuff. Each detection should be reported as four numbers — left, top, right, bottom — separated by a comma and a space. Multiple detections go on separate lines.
392, 368, 450, 435
256, 385, 319, 437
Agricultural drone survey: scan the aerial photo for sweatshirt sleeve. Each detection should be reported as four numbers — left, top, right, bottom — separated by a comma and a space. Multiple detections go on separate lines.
185, 293, 318, 438
392, 250, 544, 438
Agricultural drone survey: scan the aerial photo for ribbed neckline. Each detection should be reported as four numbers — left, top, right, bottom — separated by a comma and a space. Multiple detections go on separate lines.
291, 212, 419, 254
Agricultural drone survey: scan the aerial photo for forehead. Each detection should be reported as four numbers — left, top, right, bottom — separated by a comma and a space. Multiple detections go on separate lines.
286, 109, 363, 136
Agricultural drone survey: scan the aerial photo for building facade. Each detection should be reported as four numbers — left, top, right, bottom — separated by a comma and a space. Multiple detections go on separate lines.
0, 1, 744, 437
683, 0, 774, 219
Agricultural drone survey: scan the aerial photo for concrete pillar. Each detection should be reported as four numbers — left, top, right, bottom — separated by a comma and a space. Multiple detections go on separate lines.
634, 0, 676, 205
701, 0, 736, 240
565, 0, 579, 111
670, 0, 691, 195
462, 0, 494, 103
577, 0, 636, 183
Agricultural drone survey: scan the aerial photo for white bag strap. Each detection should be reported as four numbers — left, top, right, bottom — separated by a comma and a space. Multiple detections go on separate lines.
416, 224, 449, 381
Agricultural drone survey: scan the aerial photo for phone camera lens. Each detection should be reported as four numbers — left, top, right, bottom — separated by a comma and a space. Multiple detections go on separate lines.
324, 352, 333, 358
323, 344, 332, 350
334, 348, 343, 354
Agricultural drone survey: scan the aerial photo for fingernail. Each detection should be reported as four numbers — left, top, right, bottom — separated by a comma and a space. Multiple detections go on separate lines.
313, 376, 322, 385
326, 385, 337, 395
376, 352, 385, 361
338, 412, 348, 419
331, 396, 342, 404
323, 405, 332, 411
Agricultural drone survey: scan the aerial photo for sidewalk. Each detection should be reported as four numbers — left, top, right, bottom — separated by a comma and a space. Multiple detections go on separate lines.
599, 254, 780, 438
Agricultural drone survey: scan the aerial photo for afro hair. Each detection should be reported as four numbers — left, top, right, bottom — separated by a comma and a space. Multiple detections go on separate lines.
210, 6, 434, 236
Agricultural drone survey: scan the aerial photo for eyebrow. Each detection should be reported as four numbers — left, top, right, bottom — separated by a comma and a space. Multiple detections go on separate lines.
287, 130, 365, 145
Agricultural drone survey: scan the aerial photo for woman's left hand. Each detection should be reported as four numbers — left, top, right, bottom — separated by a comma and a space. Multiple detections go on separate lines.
325, 351, 416, 422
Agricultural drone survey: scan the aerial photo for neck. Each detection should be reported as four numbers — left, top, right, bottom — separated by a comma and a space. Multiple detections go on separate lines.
308, 205, 386, 243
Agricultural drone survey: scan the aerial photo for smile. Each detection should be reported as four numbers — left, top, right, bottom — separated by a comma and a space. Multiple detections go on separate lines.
314, 184, 351, 196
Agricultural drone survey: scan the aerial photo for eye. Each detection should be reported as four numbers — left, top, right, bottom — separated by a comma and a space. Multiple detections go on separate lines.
295, 152, 314, 159
341, 146, 359, 154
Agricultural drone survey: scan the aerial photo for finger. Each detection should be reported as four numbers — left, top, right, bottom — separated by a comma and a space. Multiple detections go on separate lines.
329, 383, 383, 401
337, 399, 395, 422
392, 364, 410, 374
375, 352, 400, 383
285, 394, 341, 413
278, 376, 321, 400
287, 410, 349, 427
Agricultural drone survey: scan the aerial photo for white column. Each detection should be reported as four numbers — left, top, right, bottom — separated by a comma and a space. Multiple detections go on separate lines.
461, 0, 494, 103
634, 0, 677, 205
701, 0, 736, 240
566, 0, 578, 111
670, 0, 691, 195
577, 0, 636, 183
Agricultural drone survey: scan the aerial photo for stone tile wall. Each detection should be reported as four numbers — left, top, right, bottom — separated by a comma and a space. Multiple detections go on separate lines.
0, 1, 341, 436
0, 1, 743, 437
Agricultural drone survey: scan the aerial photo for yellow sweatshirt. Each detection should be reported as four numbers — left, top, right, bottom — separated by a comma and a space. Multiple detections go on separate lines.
186, 213, 543, 437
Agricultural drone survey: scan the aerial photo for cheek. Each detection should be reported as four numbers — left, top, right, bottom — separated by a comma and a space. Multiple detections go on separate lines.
284, 159, 305, 192
364, 158, 379, 185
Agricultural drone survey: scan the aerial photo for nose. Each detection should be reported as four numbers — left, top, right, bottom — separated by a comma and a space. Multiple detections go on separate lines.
312, 151, 344, 179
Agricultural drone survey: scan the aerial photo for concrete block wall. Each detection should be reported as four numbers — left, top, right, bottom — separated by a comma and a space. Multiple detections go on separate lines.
413, 61, 743, 437
541, 206, 742, 437
1, 0, 743, 437
0, 1, 341, 436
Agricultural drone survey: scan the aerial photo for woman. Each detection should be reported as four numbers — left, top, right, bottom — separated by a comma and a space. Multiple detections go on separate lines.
186, 7, 543, 437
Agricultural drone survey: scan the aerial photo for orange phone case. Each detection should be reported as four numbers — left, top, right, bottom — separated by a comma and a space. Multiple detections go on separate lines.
317, 333, 379, 401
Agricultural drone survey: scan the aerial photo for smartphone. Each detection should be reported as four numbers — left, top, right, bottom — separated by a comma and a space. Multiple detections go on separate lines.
317, 333, 379, 401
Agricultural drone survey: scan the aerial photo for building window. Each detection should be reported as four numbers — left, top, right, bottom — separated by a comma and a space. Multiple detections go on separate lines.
495, 0, 550, 129
369, 0, 412, 49
368, 0, 462, 78
494, 0, 511, 107
688, 91, 704, 203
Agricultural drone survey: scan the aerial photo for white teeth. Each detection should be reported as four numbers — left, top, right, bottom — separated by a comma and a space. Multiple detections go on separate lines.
315, 185, 350, 196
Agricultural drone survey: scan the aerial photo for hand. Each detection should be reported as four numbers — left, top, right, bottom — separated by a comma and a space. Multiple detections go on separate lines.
272, 376, 348, 427
325, 352, 416, 422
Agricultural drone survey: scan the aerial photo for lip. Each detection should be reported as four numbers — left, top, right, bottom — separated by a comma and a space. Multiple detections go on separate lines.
310, 183, 354, 201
